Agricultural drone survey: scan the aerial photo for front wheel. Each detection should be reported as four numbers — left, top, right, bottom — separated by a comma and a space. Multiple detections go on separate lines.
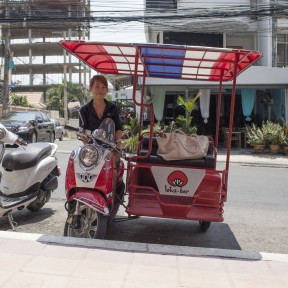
64, 203, 107, 239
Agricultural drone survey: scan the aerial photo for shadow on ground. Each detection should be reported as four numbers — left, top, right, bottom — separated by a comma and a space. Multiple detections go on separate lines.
106, 216, 242, 251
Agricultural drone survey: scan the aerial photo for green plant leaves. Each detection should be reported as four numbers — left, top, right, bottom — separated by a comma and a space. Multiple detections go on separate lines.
246, 121, 287, 146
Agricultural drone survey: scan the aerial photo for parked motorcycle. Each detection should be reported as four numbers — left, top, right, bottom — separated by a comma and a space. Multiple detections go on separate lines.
0, 124, 60, 230
64, 102, 125, 239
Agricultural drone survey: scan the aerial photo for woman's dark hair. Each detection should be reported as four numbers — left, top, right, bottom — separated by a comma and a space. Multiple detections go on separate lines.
90, 75, 108, 90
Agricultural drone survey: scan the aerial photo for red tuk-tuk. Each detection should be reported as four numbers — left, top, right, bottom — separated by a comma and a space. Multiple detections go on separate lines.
59, 41, 261, 232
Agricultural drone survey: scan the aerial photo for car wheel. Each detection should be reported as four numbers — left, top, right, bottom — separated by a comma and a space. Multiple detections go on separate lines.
59, 133, 63, 141
31, 132, 37, 143
49, 132, 55, 143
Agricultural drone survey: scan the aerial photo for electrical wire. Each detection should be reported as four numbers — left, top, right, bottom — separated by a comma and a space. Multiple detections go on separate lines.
1, 1, 288, 29
2, 0, 288, 88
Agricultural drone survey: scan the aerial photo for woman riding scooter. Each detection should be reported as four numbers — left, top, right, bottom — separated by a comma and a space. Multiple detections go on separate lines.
79, 75, 123, 204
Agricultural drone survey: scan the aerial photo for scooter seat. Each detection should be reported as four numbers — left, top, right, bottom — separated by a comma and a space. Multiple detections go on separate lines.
2, 143, 52, 171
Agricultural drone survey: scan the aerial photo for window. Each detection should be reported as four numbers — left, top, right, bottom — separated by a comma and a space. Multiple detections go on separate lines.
36, 114, 44, 123
163, 32, 223, 48
277, 34, 288, 67
146, 0, 177, 10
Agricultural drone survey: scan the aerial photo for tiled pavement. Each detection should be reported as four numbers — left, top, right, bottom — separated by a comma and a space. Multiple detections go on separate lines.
0, 231, 288, 288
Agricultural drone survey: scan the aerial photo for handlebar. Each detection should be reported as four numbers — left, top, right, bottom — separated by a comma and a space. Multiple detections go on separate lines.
63, 125, 125, 157
64, 125, 79, 132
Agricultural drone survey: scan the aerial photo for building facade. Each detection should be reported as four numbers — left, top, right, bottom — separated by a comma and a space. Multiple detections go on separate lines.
0, 0, 91, 109
142, 0, 288, 134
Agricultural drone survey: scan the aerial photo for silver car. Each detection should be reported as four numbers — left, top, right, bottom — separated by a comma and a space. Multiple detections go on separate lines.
51, 119, 64, 141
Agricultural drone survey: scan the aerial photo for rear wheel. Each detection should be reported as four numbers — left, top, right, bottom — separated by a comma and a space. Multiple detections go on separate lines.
199, 221, 211, 232
59, 133, 63, 141
64, 204, 107, 239
27, 190, 51, 212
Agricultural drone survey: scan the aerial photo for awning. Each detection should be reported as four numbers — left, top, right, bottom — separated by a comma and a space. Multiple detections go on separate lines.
59, 41, 262, 82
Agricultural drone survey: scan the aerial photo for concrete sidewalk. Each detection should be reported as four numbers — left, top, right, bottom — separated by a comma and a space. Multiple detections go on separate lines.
1, 231, 288, 288
216, 149, 288, 167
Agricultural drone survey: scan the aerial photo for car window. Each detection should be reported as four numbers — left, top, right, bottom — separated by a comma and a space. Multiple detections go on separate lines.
36, 116, 43, 123
1, 112, 36, 121
41, 113, 50, 122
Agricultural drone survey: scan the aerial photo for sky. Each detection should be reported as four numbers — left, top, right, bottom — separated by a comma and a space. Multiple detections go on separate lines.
90, 0, 147, 43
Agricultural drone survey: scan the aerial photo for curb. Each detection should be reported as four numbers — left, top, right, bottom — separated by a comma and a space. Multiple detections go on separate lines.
1, 231, 288, 263
216, 155, 288, 168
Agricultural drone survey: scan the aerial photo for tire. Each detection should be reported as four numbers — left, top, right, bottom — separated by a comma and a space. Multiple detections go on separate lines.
64, 204, 107, 239
49, 132, 55, 143
27, 191, 51, 212
59, 133, 63, 141
199, 221, 211, 232
31, 132, 37, 143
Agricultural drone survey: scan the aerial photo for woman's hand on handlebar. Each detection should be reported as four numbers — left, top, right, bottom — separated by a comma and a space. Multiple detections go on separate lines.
77, 133, 90, 144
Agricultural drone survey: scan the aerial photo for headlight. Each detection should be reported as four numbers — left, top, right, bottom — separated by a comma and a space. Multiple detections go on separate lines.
18, 126, 29, 132
79, 145, 99, 169
0, 128, 6, 140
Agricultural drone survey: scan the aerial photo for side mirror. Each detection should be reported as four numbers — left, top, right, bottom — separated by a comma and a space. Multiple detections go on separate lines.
68, 100, 81, 112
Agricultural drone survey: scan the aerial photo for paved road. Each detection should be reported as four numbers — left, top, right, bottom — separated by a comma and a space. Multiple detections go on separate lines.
1, 139, 288, 254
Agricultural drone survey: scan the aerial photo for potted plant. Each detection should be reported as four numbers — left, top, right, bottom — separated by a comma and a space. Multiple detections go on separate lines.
122, 117, 140, 153
175, 94, 199, 134
245, 123, 265, 153
262, 121, 285, 154
122, 117, 163, 153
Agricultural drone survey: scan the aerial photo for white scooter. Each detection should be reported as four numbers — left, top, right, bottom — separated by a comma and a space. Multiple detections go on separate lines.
0, 124, 60, 230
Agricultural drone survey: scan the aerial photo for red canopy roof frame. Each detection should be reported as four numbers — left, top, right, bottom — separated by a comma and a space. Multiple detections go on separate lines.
59, 41, 262, 181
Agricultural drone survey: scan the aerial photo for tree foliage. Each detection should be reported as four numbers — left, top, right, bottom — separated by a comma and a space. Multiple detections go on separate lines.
10, 93, 33, 107
46, 82, 90, 117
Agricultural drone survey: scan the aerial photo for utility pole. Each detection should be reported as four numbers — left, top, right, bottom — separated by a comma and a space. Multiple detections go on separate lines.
2, 27, 10, 115
63, 31, 68, 125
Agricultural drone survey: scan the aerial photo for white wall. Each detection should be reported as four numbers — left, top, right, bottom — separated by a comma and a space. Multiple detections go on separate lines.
145, 0, 257, 43
226, 33, 256, 50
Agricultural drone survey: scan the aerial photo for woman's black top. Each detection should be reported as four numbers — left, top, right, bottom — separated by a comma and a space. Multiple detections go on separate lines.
79, 99, 123, 132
